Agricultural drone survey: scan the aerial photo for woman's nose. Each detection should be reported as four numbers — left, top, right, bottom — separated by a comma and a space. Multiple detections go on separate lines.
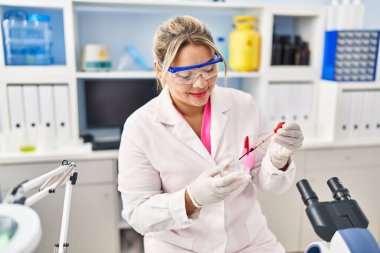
192, 74, 208, 88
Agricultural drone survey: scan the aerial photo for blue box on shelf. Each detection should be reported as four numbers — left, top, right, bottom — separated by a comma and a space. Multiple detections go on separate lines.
2, 9, 55, 66
322, 30, 380, 82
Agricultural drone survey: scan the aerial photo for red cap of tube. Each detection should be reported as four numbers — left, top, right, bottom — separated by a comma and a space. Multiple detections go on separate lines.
274, 122, 285, 133
244, 136, 249, 154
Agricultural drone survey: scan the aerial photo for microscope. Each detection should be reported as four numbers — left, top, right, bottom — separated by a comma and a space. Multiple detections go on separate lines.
296, 177, 380, 253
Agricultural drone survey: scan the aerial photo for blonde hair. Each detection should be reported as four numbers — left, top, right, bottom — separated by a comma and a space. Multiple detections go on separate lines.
153, 15, 227, 90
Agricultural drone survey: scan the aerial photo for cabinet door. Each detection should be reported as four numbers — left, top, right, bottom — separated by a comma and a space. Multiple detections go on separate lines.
257, 151, 307, 252
68, 184, 119, 253
299, 148, 380, 250
29, 184, 119, 253
0, 159, 119, 253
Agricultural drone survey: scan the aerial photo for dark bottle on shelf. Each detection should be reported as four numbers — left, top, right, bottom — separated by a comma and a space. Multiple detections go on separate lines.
282, 36, 294, 65
294, 35, 303, 65
300, 42, 311, 65
271, 35, 282, 65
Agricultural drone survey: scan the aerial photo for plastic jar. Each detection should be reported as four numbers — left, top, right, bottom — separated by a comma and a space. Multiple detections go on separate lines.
25, 14, 53, 65
229, 15, 261, 71
1, 10, 53, 65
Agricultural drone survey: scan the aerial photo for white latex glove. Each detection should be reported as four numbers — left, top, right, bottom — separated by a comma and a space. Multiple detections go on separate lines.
269, 122, 304, 169
187, 163, 251, 207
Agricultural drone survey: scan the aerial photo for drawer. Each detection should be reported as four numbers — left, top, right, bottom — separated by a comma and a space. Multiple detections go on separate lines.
0, 159, 116, 191
305, 147, 380, 171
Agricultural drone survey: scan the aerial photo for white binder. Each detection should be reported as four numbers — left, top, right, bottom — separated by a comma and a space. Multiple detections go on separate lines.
348, 91, 364, 140
299, 83, 314, 135
288, 84, 299, 124
373, 91, 380, 139
267, 84, 278, 123
23, 85, 40, 147
336, 91, 351, 140
53, 85, 71, 141
276, 83, 289, 123
7, 85, 25, 131
361, 91, 374, 139
284, 84, 294, 123
7, 85, 26, 151
38, 85, 56, 149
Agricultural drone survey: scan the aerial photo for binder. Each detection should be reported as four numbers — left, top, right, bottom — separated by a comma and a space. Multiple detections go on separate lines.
23, 85, 40, 147
7, 85, 25, 131
7, 85, 26, 150
53, 84, 71, 141
276, 83, 289, 122
361, 91, 374, 139
348, 91, 364, 140
336, 91, 351, 140
38, 85, 56, 149
373, 91, 380, 139
267, 84, 277, 123
284, 84, 293, 123
288, 84, 299, 124
299, 83, 314, 135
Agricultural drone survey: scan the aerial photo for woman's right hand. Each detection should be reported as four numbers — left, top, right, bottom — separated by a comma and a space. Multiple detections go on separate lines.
186, 164, 251, 208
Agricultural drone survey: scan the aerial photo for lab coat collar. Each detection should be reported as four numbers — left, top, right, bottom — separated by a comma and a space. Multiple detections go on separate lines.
154, 86, 180, 126
154, 85, 232, 163
210, 85, 232, 158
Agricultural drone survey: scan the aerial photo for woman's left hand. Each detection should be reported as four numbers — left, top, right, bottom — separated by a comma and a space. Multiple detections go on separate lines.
268, 122, 304, 169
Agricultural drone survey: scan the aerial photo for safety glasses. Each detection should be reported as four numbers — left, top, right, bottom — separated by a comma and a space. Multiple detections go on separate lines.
167, 54, 222, 85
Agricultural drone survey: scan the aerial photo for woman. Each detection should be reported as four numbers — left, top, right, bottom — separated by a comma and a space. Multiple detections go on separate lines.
118, 16, 304, 253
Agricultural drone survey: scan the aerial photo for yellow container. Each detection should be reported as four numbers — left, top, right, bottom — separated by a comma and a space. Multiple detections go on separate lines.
229, 16, 260, 71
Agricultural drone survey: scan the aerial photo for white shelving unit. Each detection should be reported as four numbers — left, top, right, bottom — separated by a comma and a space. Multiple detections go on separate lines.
1, 1, 379, 253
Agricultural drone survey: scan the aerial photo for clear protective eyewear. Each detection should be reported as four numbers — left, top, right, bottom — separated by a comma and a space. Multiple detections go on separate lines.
167, 54, 223, 85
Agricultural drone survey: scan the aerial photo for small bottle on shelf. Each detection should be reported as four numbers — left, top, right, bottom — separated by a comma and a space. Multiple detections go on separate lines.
282, 36, 295, 65
271, 35, 282, 65
300, 42, 311, 65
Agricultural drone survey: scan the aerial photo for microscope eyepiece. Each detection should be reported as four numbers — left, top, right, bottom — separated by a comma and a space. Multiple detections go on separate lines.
327, 177, 351, 201
296, 179, 319, 206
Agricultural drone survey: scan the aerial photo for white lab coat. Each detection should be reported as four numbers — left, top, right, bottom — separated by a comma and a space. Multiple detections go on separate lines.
118, 85, 296, 253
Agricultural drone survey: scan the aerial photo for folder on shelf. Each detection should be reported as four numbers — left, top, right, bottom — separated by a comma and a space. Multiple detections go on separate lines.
291, 84, 301, 125
285, 84, 294, 123
267, 83, 278, 123
38, 85, 56, 149
360, 91, 373, 139
348, 91, 363, 140
276, 83, 290, 123
23, 85, 40, 147
298, 83, 314, 135
372, 91, 380, 139
7, 85, 26, 151
336, 91, 351, 141
7, 85, 25, 131
53, 84, 71, 141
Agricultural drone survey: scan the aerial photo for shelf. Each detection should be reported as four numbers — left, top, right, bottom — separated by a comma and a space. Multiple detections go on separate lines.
266, 66, 318, 81
227, 71, 261, 78
76, 71, 156, 79
1, 66, 71, 77
0, 0, 66, 8
76, 71, 260, 79
301, 138, 380, 150
320, 80, 380, 90
73, 0, 265, 10
0, 146, 119, 165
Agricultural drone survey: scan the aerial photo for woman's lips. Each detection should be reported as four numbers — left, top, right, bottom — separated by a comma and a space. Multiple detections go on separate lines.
190, 90, 207, 98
